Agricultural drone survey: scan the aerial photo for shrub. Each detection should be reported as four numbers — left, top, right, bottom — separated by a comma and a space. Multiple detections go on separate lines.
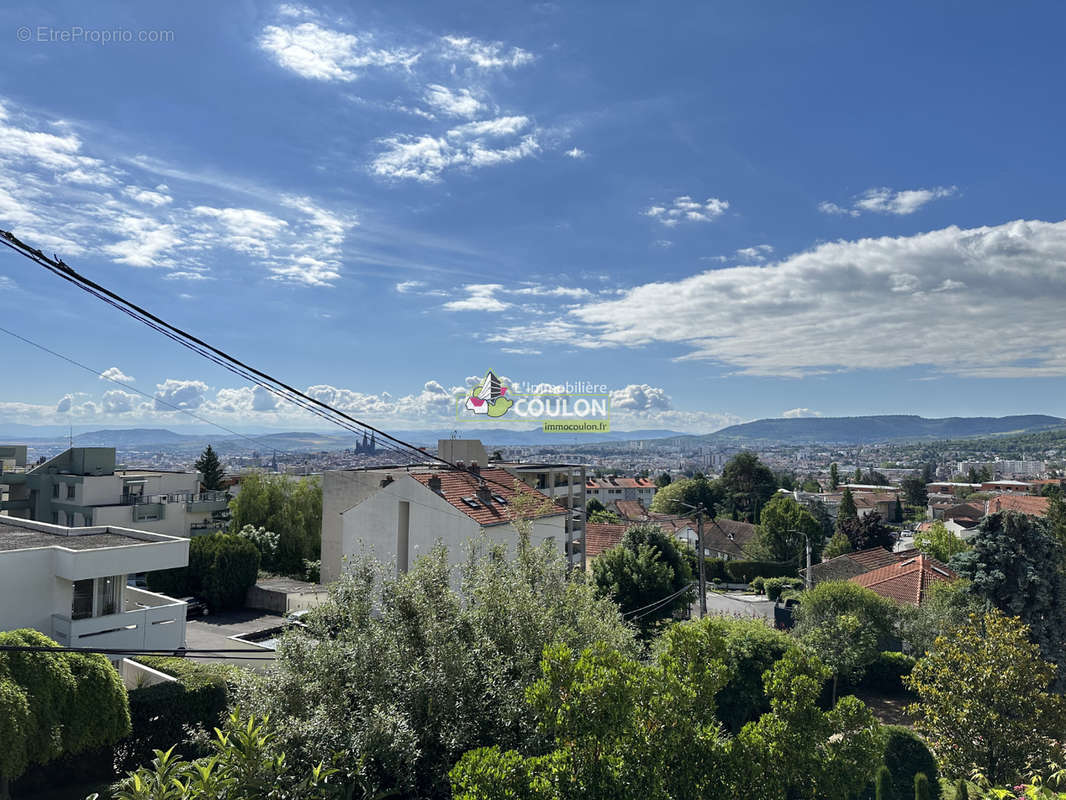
147, 533, 260, 610
858, 651, 916, 695
861, 726, 940, 800
724, 559, 797, 584
705, 558, 727, 582
115, 657, 234, 772
751, 576, 767, 594
764, 577, 803, 601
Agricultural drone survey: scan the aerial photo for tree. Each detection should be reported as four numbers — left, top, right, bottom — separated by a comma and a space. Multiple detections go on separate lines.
800, 477, 823, 493
951, 511, 1066, 684
905, 609, 1066, 784
921, 463, 937, 484
587, 509, 622, 524
855, 467, 864, 483
584, 497, 607, 516
593, 523, 694, 631
830, 463, 840, 490
900, 579, 984, 657
229, 473, 322, 576
648, 474, 720, 515
193, 444, 226, 491
872, 726, 941, 800
451, 622, 884, 800
836, 488, 858, 531
755, 493, 824, 563
793, 581, 900, 702
823, 529, 853, 560
655, 471, 672, 488
839, 511, 895, 551
107, 712, 338, 800
901, 474, 928, 509
893, 497, 903, 523
0, 629, 130, 800
233, 536, 636, 799
912, 521, 968, 563
1047, 493, 1066, 546
718, 452, 777, 522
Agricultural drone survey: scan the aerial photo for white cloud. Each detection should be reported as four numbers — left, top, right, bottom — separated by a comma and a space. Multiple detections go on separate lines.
782, 408, 823, 418
820, 186, 957, 217
513, 285, 592, 298
372, 116, 539, 182
258, 22, 418, 82
440, 35, 534, 69
101, 390, 141, 414
735, 244, 773, 262
123, 185, 172, 207
564, 147, 586, 159
610, 384, 672, 412
100, 366, 134, 383
395, 280, 426, 293
442, 283, 511, 312
103, 215, 181, 267
645, 196, 729, 226
56, 395, 73, 413
423, 84, 483, 118
154, 379, 209, 411
564, 218, 1066, 378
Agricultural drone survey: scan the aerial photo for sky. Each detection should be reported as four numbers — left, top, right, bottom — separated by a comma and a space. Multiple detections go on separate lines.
1, 1, 1065, 435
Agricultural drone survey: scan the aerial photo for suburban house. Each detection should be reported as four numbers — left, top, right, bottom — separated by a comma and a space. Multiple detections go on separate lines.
849, 554, 956, 606
801, 546, 906, 586
979, 479, 1033, 494
0, 516, 190, 655
926, 482, 982, 497
853, 492, 902, 522
615, 499, 651, 522
321, 462, 568, 582
0, 446, 229, 537
583, 522, 628, 563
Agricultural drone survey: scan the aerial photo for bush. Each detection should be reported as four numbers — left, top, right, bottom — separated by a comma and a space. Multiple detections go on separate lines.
116, 657, 234, 772
705, 558, 727, 582
147, 533, 260, 610
751, 576, 767, 594
764, 577, 803, 601
724, 559, 797, 584
860, 726, 941, 800
857, 651, 916, 695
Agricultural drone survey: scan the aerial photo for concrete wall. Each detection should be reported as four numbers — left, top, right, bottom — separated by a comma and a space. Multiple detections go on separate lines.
0, 548, 68, 634
246, 584, 329, 614
321, 470, 392, 583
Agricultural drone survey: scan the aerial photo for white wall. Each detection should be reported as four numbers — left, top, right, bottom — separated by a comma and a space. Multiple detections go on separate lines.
0, 549, 68, 634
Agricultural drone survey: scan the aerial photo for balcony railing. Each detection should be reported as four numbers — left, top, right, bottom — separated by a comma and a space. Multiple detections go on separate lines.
121, 490, 228, 506
52, 588, 187, 651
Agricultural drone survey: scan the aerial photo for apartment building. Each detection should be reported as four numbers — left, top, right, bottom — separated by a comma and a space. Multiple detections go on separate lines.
0, 516, 189, 653
585, 475, 657, 510
0, 446, 229, 537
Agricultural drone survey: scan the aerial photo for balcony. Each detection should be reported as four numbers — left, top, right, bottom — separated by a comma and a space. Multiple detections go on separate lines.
51, 588, 187, 651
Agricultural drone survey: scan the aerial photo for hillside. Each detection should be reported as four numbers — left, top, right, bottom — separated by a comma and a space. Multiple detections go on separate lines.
700, 414, 1066, 445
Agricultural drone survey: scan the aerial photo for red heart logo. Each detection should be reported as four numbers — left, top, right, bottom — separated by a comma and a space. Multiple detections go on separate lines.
470, 396, 485, 407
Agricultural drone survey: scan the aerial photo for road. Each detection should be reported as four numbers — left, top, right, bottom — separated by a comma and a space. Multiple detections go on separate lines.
694, 590, 776, 622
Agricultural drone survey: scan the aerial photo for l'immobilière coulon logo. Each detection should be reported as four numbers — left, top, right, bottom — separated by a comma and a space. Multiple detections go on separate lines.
457, 370, 611, 433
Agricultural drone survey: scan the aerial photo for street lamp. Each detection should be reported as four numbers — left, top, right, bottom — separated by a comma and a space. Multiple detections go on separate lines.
671, 499, 709, 618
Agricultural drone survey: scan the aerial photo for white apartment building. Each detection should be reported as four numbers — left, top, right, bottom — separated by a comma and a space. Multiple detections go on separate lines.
0, 516, 190, 653
0, 446, 229, 537
585, 476, 657, 510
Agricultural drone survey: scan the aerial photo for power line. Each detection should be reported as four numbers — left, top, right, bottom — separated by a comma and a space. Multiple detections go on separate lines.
0, 229, 523, 496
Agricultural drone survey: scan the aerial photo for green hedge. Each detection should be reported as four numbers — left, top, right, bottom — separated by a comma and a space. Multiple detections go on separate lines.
857, 651, 916, 695
704, 559, 728, 582
115, 657, 234, 772
751, 576, 767, 594
147, 533, 260, 610
724, 559, 797, 584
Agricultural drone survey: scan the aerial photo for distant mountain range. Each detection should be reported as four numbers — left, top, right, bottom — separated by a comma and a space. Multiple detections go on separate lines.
697, 414, 1066, 445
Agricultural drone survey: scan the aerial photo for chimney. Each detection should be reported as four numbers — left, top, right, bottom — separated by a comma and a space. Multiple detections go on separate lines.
379, 475, 394, 488
428, 474, 442, 493
469, 461, 480, 475
456, 460, 465, 470
476, 482, 493, 505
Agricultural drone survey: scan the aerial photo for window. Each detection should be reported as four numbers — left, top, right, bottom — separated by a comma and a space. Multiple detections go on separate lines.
52, 483, 59, 498
72, 579, 93, 620
67, 483, 76, 499
95, 576, 121, 616
51, 511, 59, 524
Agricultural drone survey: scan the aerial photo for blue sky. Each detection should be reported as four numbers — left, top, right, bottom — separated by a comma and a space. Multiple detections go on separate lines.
1, 1, 1065, 434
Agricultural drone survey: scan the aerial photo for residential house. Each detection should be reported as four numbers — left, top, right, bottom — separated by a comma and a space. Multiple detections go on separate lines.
583, 522, 628, 563
585, 476, 657, 511
0, 446, 229, 537
801, 546, 904, 586
321, 464, 567, 583
980, 480, 1033, 494
0, 516, 189, 654
926, 482, 982, 497
849, 555, 956, 606
615, 499, 651, 522
985, 494, 1050, 518
853, 492, 902, 522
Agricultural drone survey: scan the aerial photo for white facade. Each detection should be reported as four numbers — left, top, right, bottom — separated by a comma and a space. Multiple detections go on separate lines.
322, 468, 567, 583
0, 517, 190, 652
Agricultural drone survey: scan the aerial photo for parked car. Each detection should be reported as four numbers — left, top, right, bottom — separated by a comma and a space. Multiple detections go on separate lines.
181, 597, 210, 617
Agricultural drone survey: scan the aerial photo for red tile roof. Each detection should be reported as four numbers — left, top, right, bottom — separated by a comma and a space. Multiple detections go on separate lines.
854, 493, 900, 508
850, 555, 956, 606
803, 546, 903, 584
586, 476, 656, 489
986, 494, 1050, 518
410, 468, 565, 527
615, 499, 649, 521
584, 522, 628, 559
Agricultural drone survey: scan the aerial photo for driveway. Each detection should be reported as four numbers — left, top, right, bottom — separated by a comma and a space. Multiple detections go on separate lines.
183, 609, 286, 670
694, 590, 776, 622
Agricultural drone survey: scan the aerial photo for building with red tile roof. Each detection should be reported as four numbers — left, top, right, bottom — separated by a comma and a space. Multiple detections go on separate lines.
585, 475, 657, 510
986, 494, 1050, 518
801, 546, 906, 586
849, 555, 956, 606
615, 499, 650, 522
584, 522, 628, 561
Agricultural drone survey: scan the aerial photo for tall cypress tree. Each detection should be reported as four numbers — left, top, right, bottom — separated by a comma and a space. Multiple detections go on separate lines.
836, 487, 858, 533
194, 444, 226, 491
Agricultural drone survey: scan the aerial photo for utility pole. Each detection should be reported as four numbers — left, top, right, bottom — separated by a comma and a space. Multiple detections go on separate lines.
696, 509, 707, 618
805, 532, 812, 590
